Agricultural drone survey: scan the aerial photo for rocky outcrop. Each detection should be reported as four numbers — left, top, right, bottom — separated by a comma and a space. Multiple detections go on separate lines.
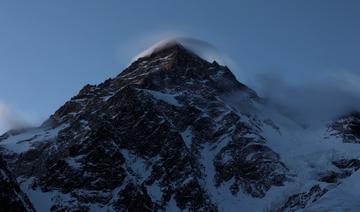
319, 159, 360, 183
328, 112, 360, 143
0, 156, 35, 212
273, 185, 327, 212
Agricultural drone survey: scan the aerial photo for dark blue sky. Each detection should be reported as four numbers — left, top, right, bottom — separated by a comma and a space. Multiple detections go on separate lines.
0, 0, 359, 129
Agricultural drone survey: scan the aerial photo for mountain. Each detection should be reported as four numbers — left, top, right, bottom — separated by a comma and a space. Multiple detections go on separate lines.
0, 41, 360, 211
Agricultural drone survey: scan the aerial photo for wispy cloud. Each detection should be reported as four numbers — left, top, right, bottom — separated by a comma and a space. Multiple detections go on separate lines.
116, 31, 237, 67
0, 102, 30, 134
253, 70, 360, 127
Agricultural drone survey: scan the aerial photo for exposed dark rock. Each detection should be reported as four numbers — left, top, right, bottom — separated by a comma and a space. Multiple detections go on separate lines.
0, 156, 35, 212
328, 112, 360, 143
272, 185, 327, 212
332, 158, 360, 170
113, 183, 155, 212
319, 158, 360, 184
319, 170, 351, 183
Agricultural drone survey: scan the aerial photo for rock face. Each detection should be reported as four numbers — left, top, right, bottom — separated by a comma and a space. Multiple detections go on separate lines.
0, 42, 288, 211
273, 185, 328, 212
328, 112, 360, 143
319, 159, 360, 184
0, 156, 35, 212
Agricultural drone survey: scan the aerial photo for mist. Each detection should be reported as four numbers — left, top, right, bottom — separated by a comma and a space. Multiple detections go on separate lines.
131, 36, 233, 67
0, 103, 30, 134
252, 70, 360, 127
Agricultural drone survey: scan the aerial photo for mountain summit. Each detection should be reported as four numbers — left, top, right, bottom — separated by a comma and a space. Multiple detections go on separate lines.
1, 41, 360, 211
133, 39, 191, 59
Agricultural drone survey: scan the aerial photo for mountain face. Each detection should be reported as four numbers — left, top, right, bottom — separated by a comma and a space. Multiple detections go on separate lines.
0, 156, 34, 212
0, 41, 359, 211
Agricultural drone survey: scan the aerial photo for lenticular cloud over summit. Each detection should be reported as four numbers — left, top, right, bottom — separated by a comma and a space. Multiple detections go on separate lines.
132, 37, 229, 65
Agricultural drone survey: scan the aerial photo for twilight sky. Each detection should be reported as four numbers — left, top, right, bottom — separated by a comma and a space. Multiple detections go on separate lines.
0, 0, 360, 132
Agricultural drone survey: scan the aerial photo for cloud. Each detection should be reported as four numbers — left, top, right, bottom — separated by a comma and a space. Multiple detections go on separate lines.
127, 34, 244, 78
116, 31, 187, 66
116, 31, 240, 68
131, 37, 230, 65
253, 69, 360, 127
0, 102, 30, 134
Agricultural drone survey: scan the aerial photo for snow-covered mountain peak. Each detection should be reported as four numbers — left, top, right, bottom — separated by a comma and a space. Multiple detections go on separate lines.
132, 37, 229, 66
0, 40, 285, 211
134, 39, 189, 60
0, 40, 360, 211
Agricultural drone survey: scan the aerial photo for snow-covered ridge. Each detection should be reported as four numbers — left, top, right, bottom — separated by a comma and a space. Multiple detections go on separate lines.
0, 124, 68, 154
